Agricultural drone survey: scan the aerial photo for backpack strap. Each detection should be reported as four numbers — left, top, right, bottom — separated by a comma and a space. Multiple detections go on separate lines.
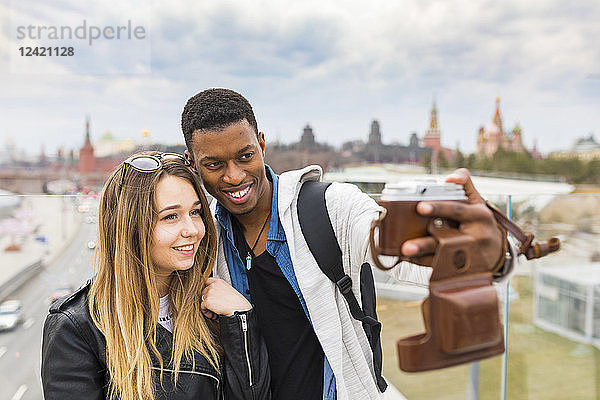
298, 181, 378, 326
298, 180, 387, 392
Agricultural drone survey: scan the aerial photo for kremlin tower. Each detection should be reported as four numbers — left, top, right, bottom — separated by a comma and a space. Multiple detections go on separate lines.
422, 97, 455, 167
79, 116, 95, 174
424, 98, 442, 162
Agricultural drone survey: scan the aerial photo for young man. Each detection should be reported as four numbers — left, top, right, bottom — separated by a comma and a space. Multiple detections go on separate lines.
181, 88, 508, 400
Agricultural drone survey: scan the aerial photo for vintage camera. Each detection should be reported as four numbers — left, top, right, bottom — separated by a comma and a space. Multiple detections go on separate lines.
377, 180, 466, 256
370, 179, 560, 372
370, 180, 506, 372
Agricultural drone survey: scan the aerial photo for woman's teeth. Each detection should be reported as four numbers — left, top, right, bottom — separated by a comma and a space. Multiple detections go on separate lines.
174, 244, 193, 251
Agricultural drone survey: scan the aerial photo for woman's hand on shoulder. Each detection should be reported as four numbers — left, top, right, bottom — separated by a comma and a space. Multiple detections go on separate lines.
201, 277, 252, 320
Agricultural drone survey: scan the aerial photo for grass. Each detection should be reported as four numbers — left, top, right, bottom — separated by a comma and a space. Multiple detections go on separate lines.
377, 275, 598, 400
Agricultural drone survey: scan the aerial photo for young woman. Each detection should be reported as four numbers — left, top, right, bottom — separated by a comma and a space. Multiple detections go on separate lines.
41, 152, 270, 400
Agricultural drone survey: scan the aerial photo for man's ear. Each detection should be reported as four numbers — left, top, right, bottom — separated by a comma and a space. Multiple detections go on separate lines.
184, 150, 195, 169
258, 131, 266, 156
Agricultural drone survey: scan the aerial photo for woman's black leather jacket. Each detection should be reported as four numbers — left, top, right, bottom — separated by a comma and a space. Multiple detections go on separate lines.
41, 282, 271, 400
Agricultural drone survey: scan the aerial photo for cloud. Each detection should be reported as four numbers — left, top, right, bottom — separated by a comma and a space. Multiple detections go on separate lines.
0, 0, 599, 155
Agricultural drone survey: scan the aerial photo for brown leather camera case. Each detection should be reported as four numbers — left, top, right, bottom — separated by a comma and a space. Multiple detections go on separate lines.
396, 219, 505, 372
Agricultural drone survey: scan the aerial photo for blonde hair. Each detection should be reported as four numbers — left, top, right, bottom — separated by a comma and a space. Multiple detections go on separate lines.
89, 154, 220, 400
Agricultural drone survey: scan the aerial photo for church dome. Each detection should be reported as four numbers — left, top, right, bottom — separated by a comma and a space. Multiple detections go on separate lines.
484, 122, 501, 136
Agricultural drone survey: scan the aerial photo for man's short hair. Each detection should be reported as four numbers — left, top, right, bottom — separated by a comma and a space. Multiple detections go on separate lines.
181, 88, 259, 153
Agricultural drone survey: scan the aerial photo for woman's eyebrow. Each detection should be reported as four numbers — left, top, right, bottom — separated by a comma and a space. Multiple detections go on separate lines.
158, 204, 181, 213
159, 200, 201, 214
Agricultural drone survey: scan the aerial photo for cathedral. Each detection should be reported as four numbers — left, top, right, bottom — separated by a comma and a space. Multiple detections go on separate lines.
476, 98, 526, 156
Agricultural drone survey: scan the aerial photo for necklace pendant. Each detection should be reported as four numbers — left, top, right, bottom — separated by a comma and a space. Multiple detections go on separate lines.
246, 253, 252, 270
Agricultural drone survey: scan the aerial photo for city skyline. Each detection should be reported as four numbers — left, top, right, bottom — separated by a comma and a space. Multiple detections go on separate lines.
0, 99, 535, 161
1, 0, 599, 156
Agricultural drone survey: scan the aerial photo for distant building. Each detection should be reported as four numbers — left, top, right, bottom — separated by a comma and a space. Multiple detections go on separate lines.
550, 133, 600, 161
348, 120, 431, 164
77, 117, 127, 188
423, 98, 454, 165
356, 100, 454, 165
573, 134, 600, 152
79, 117, 96, 174
423, 100, 440, 150
265, 124, 339, 172
77, 118, 186, 179
95, 131, 136, 157
1, 118, 189, 193
368, 120, 382, 145
298, 124, 316, 149
476, 98, 526, 156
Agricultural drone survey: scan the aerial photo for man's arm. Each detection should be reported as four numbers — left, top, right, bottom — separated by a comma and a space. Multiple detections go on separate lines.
329, 168, 511, 284
323, 181, 427, 286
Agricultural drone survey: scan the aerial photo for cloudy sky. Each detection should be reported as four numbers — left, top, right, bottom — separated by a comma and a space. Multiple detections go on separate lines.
1, 0, 599, 157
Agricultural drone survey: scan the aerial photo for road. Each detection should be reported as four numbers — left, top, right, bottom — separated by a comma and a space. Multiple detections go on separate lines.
0, 219, 96, 400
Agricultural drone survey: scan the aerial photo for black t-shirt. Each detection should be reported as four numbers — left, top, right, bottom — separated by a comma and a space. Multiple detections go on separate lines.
231, 217, 324, 400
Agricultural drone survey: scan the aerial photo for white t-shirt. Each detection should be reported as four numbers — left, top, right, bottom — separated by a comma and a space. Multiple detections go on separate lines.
158, 294, 173, 333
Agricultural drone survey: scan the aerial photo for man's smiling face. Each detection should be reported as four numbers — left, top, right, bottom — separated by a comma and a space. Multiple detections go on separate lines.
188, 119, 269, 216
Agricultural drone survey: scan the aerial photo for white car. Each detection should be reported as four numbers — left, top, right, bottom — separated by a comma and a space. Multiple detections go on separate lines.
0, 300, 24, 331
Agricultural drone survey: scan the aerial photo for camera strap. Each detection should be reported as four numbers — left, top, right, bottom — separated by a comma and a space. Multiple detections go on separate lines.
485, 201, 560, 260
298, 180, 387, 392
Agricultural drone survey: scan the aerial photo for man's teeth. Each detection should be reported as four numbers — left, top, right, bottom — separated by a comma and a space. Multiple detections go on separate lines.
174, 244, 193, 251
228, 186, 250, 199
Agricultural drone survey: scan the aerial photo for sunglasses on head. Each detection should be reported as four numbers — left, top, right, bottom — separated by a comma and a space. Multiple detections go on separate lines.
118, 153, 191, 196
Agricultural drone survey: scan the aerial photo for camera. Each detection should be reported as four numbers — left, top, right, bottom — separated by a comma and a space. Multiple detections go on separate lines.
376, 180, 466, 256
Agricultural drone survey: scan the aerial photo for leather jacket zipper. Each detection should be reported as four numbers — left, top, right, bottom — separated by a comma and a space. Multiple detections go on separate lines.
152, 367, 220, 387
152, 366, 221, 397
239, 313, 253, 387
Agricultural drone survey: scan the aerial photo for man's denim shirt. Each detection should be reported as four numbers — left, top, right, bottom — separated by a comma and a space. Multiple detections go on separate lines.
215, 165, 335, 400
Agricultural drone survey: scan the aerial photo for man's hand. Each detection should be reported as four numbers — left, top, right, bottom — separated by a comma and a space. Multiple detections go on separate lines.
400, 168, 504, 267
200, 277, 252, 320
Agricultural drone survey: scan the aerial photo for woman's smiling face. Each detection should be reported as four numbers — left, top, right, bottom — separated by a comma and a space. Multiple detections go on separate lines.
151, 175, 205, 289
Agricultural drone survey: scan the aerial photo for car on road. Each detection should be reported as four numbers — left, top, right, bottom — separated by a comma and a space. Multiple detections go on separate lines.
0, 300, 24, 332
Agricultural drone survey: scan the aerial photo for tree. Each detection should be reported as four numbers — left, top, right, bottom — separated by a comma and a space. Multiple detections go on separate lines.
420, 151, 432, 173
437, 151, 449, 170
465, 154, 476, 170
582, 158, 600, 184
454, 149, 465, 169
